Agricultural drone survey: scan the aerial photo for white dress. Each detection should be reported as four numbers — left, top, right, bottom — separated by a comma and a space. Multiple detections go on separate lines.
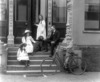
17, 49, 29, 61
36, 20, 46, 40
22, 36, 36, 53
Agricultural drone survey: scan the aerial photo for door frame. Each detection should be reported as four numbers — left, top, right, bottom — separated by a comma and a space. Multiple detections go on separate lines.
13, 0, 40, 43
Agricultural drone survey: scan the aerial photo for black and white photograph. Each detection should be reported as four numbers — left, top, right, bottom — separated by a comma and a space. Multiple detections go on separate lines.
0, 0, 100, 82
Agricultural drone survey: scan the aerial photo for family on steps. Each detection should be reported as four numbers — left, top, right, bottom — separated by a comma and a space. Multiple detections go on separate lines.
17, 15, 60, 67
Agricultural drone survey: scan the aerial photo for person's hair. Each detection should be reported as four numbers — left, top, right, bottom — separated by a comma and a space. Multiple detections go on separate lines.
52, 25, 56, 29
19, 43, 26, 51
39, 14, 43, 20
51, 25, 56, 31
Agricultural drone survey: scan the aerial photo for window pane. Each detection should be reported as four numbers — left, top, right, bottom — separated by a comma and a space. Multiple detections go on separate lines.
15, 0, 28, 21
85, 0, 100, 30
0, 0, 7, 21
52, 0, 66, 23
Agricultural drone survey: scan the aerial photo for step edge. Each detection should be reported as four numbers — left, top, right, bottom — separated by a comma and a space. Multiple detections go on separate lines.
7, 59, 53, 62
8, 55, 49, 57
6, 70, 60, 73
7, 64, 57, 67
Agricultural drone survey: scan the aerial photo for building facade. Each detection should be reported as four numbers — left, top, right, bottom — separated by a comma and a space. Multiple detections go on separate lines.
0, 0, 100, 46
0, 0, 100, 71
0, 0, 67, 44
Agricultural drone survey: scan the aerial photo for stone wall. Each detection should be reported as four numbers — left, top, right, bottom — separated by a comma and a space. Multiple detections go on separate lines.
81, 47, 100, 72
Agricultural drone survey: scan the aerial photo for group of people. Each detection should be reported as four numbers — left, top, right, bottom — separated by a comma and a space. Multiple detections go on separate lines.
17, 15, 60, 67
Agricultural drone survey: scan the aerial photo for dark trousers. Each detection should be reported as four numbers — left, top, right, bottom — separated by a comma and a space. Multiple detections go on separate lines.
51, 43, 57, 56
44, 39, 51, 50
44, 39, 58, 56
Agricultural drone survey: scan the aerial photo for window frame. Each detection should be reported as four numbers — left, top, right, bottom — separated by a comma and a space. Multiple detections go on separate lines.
52, 0, 67, 23
85, 0, 100, 31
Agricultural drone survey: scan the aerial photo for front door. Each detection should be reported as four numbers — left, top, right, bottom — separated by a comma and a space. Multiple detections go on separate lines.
52, 0, 67, 38
14, 0, 39, 43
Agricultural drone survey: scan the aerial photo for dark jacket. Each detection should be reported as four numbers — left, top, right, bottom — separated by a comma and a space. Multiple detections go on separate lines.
49, 30, 60, 43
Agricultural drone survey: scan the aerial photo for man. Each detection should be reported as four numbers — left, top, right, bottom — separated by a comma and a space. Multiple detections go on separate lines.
45, 25, 60, 57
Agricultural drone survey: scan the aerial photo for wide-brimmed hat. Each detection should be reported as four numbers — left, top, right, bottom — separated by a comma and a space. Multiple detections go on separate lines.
24, 29, 31, 34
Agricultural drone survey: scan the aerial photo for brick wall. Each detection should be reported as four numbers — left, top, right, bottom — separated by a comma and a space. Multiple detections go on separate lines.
81, 47, 100, 72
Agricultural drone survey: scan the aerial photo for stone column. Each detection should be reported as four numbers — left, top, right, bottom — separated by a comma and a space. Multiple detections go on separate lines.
7, 0, 14, 45
36, 0, 39, 23
47, 0, 52, 36
62, 0, 74, 44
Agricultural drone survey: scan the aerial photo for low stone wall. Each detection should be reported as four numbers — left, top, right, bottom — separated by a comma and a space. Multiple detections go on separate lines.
81, 47, 100, 72
0, 41, 8, 73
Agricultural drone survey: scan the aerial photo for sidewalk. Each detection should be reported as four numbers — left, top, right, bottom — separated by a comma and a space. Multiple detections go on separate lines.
1, 72, 100, 82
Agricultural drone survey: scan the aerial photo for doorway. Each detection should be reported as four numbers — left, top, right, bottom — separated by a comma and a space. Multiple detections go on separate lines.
52, 0, 67, 38
14, 0, 40, 43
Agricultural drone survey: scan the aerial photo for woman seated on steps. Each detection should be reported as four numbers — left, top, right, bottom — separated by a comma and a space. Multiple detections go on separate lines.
17, 43, 30, 67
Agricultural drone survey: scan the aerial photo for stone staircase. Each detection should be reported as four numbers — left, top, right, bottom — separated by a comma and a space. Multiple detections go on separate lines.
6, 45, 60, 75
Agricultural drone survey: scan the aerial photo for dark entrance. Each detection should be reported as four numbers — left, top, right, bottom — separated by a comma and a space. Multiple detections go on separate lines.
52, 0, 67, 38
14, 0, 40, 43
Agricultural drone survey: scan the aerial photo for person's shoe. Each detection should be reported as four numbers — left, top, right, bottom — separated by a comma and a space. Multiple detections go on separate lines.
25, 61, 30, 67
27, 63, 30, 67
49, 55, 53, 57
25, 64, 28, 68
44, 49, 48, 52
25, 63, 30, 67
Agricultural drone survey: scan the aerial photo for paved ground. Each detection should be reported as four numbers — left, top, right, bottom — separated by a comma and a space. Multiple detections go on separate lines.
0, 72, 100, 82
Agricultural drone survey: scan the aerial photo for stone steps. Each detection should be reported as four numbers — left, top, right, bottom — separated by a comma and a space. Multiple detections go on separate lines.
6, 45, 60, 74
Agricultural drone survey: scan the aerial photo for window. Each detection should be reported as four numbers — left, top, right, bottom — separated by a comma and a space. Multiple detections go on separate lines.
15, 0, 28, 21
52, 0, 67, 23
0, 0, 7, 21
85, 0, 100, 30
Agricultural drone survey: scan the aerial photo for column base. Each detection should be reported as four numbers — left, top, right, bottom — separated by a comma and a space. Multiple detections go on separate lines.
7, 35, 14, 45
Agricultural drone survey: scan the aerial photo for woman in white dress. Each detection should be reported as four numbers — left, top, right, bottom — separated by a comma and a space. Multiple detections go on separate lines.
17, 43, 30, 67
22, 29, 36, 54
35, 15, 46, 40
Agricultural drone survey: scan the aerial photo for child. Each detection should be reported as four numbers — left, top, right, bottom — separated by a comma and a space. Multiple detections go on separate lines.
17, 43, 30, 67
35, 15, 46, 40
22, 29, 36, 54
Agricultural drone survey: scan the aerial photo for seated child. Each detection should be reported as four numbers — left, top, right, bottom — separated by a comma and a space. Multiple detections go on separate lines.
17, 43, 30, 67
22, 29, 36, 54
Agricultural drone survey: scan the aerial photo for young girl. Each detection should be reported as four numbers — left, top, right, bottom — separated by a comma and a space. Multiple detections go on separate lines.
35, 15, 46, 40
17, 43, 30, 67
22, 29, 36, 54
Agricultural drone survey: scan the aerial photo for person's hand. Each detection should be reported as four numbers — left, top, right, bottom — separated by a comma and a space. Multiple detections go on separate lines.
35, 24, 38, 26
34, 41, 36, 43
51, 41, 55, 44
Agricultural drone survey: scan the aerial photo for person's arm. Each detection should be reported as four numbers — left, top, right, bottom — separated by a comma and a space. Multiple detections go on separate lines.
17, 49, 20, 57
22, 37, 26, 43
53, 31, 60, 43
41, 20, 46, 27
30, 36, 36, 43
35, 24, 39, 27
